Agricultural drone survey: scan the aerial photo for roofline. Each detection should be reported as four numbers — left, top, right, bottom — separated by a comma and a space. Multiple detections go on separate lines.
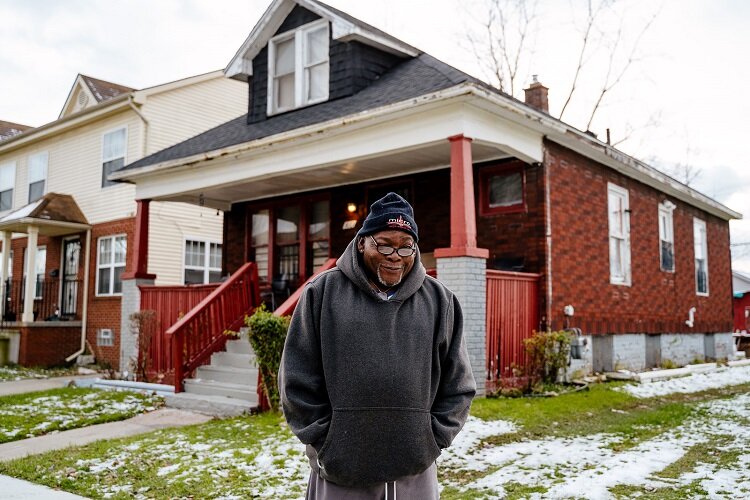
113, 82, 741, 222
225, 0, 419, 80
0, 218, 91, 232
0, 70, 229, 154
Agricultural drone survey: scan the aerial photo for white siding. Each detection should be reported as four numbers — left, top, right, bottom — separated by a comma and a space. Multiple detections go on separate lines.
143, 76, 247, 155
148, 201, 224, 285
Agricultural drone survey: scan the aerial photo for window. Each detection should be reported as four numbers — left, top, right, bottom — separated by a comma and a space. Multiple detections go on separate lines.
251, 210, 270, 282
479, 163, 525, 215
97, 328, 114, 347
23, 246, 46, 299
694, 218, 708, 295
268, 19, 329, 114
97, 235, 126, 295
0, 162, 15, 211
28, 152, 47, 203
184, 239, 222, 284
658, 201, 675, 272
102, 128, 126, 187
608, 183, 631, 285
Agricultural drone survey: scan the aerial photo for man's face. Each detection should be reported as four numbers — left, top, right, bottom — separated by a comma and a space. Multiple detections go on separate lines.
357, 230, 416, 287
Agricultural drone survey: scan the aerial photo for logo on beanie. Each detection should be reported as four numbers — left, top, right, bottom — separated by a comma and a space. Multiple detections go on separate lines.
387, 215, 412, 230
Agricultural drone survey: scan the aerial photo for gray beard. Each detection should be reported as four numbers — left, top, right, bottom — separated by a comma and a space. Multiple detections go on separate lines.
377, 266, 403, 288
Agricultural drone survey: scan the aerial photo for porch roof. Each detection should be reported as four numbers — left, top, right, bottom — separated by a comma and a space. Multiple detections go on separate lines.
0, 193, 91, 236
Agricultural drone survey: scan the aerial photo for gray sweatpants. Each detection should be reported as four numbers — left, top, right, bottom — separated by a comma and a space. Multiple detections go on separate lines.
305, 462, 439, 499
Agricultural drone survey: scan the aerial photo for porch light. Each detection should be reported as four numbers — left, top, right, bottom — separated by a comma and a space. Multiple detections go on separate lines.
346, 202, 357, 213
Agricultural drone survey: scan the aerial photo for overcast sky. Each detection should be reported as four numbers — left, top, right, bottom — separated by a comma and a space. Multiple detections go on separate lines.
2, 0, 749, 270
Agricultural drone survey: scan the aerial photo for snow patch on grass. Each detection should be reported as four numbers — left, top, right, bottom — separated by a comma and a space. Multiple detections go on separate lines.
618, 365, 750, 398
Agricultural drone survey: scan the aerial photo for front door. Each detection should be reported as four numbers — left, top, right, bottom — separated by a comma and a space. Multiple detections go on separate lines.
61, 238, 81, 317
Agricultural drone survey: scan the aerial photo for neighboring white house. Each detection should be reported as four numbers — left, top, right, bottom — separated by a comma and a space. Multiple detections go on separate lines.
0, 71, 247, 369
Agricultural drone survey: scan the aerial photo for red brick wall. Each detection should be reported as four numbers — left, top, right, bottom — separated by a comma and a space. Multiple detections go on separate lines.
17, 325, 82, 367
86, 217, 135, 370
545, 141, 733, 334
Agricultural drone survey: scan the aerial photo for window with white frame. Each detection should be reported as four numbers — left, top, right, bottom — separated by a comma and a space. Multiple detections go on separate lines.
694, 218, 709, 295
96, 328, 114, 347
0, 162, 15, 211
184, 239, 222, 284
608, 183, 631, 285
658, 201, 675, 272
102, 128, 126, 187
22, 246, 46, 299
97, 235, 126, 295
268, 19, 329, 115
28, 152, 48, 203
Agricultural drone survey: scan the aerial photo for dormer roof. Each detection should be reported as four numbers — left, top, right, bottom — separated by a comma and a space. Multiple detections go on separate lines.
59, 74, 134, 119
0, 120, 33, 142
225, 0, 420, 81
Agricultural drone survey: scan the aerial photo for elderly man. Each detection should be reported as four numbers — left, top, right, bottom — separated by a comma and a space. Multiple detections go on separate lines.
279, 192, 476, 499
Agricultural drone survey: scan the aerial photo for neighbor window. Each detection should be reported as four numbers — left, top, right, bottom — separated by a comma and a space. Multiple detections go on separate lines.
268, 19, 329, 114
97, 235, 126, 295
251, 210, 270, 282
102, 127, 126, 187
479, 163, 525, 215
0, 162, 15, 211
97, 328, 114, 347
658, 201, 675, 272
694, 218, 708, 295
22, 246, 46, 299
184, 239, 222, 284
608, 183, 631, 285
28, 152, 48, 203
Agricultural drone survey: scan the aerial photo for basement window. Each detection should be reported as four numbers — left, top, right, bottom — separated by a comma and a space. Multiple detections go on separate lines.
267, 19, 329, 115
97, 328, 114, 347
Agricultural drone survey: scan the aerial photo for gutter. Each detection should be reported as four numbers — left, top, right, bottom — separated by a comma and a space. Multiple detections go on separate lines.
127, 97, 149, 157
66, 228, 92, 363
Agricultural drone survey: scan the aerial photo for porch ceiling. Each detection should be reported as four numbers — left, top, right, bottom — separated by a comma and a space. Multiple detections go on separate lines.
158, 140, 510, 208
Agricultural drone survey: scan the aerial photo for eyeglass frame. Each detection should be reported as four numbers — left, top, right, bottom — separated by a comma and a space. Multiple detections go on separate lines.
369, 235, 417, 257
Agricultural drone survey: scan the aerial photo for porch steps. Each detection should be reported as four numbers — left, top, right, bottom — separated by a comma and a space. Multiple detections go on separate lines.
165, 332, 259, 417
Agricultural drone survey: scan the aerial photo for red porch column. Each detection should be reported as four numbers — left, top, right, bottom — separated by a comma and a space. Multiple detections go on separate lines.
122, 199, 156, 280
434, 134, 489, 259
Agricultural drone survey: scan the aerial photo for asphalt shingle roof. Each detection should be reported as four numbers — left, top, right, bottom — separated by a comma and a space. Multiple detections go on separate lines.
0, 120, 33, 142
123, 54, 486, 171
81, 75, 134, 102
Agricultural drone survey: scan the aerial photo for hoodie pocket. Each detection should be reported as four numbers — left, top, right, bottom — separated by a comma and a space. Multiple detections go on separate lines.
317, 407, 440, 487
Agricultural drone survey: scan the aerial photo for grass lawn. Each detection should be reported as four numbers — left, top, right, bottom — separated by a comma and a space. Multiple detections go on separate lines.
0, 364, 81, 382
0, 387, 163, 443
1, 382, 749, 499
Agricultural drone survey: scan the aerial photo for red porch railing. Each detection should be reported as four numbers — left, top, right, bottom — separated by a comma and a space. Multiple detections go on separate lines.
139, 282, 220, 382
486, 270, 541, 391
166, 262, 261, 392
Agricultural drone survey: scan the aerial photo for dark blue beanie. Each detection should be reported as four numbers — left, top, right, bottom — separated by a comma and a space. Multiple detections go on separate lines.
357, 192, 418, 242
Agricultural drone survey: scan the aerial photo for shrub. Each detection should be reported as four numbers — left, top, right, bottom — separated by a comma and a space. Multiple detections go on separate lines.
523, 330, 572, 390
244, 304, 290, 412
129, 310, 157, 382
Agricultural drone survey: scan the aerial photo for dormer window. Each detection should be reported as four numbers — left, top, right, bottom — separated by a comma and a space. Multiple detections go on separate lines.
268, 19, 329, 115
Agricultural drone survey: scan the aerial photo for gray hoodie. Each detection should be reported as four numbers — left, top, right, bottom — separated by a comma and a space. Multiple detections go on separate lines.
279, 237, 476, 487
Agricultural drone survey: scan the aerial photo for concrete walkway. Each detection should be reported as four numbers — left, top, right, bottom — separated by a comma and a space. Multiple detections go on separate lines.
0, 375, 213, 497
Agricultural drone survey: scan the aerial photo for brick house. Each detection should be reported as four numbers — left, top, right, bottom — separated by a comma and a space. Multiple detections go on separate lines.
112, 0, 740, 396
0, 72, 247, 370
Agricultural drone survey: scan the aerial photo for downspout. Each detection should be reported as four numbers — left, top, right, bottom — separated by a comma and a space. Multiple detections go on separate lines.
127, 96, 149, 157
66, 228, 92, 363
544, 147, 553, 331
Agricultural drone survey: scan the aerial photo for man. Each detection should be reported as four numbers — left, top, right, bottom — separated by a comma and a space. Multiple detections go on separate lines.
279, 192, 476, 499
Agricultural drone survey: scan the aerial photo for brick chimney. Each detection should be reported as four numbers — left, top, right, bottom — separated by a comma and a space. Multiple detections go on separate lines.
523, 75, 549, 113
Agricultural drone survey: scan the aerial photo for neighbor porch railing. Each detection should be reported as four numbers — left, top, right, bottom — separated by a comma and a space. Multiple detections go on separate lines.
485, 270, 541, 391
2, 278, 82, 322
138, 282, 221, 382
167, 262, 261, 392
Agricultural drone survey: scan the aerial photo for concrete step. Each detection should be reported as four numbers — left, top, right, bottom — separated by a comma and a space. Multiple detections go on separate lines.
165, 392, 257, 417
195, 364, 258, 385
183, 378, 257, 401
211, 351, 257, 368
225, 337, 254, 355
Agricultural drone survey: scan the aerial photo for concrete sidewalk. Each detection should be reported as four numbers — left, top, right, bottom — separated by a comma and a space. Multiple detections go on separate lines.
0, 474, 88, 499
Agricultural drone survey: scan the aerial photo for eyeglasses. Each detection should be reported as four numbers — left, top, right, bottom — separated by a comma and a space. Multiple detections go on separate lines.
370, 235, 416, 257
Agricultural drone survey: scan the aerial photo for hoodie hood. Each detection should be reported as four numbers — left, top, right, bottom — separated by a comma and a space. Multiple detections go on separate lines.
336, 236, 427, 302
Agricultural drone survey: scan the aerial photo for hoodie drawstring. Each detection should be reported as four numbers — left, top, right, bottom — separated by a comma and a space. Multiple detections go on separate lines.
384, 481, 396, 500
